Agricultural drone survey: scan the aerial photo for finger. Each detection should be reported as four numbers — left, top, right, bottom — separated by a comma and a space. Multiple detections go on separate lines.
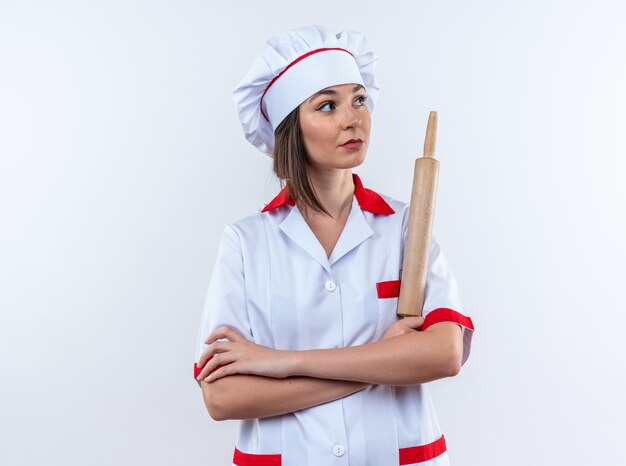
212, 347, 239, 369
197, 349, 214, 373
402, 316, 425, 328
197, 341, 231, 367
204, 327, 232, 345
205, 326, 245, 345
205, 362, 236, 383
196, 355, 214, 380
197, 347, 213, 369
197, 352, 229, 380
197, 342, 245, 380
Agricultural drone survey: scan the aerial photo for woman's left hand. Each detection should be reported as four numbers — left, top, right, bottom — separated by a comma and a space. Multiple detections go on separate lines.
196, 326, 295, 383
380, 316, 424, 340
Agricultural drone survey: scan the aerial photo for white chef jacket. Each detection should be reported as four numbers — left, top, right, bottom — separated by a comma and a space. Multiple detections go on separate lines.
194, 173, 475, 466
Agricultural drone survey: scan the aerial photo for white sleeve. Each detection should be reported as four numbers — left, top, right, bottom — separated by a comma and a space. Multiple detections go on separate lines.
193, 224, 253, 381
401, 208, 475, 365
420, 235, 474, 365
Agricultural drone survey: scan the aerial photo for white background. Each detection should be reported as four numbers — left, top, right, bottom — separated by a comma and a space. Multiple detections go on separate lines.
1, 1, 625, 465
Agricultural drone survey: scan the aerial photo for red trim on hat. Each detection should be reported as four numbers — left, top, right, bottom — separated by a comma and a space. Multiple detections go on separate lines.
260, 47, 355, 123
261, 174, 394, 215
399, 435, 447, 464
376, 280, 401, 299
233, 448, 282, 466
422, 308, 475, 331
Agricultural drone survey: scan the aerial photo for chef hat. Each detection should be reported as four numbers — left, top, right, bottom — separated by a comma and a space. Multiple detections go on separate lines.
233, 25, 379, 156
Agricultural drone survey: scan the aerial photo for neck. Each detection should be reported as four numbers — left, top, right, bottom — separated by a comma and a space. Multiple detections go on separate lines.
302, 169, 355, 220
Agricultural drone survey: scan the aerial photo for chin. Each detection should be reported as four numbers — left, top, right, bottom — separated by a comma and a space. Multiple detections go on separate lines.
346, 148, 367, 167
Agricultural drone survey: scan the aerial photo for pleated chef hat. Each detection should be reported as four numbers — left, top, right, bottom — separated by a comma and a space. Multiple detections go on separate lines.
233, 25, 379, 156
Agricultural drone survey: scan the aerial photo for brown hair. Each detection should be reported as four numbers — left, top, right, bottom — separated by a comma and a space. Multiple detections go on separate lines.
272, 106, 330, 217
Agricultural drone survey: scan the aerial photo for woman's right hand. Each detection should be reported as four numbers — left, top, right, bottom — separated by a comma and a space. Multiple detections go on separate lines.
197, 326, 298, 383
380, 316, 425, 340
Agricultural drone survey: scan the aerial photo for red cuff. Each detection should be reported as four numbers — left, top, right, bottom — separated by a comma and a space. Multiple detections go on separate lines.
193, 355, 218, 379
422, 308, 474, 331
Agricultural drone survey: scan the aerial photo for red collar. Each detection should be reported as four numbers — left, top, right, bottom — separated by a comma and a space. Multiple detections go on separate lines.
262, 173, 395, 215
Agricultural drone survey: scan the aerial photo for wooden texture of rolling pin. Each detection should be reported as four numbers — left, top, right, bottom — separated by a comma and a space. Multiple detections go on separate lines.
397, 111, 439, 317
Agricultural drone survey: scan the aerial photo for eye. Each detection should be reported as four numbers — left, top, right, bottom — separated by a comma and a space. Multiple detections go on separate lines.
354, 95, 367, 107
317, 102, 335, 112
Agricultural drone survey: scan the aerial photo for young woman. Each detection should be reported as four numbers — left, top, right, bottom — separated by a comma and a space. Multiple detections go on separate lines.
193, 25, 475, 466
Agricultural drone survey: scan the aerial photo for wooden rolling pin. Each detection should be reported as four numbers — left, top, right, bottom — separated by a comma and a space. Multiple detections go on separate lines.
397, 111, 439, 317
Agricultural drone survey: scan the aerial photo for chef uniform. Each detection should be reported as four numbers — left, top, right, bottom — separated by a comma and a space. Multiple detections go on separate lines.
194, 26, 475, 466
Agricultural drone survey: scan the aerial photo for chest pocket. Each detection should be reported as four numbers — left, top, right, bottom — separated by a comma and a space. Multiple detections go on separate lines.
375, 279, 403, 340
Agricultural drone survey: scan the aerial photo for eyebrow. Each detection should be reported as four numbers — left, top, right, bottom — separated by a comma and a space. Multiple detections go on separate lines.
308, 84, 365, 103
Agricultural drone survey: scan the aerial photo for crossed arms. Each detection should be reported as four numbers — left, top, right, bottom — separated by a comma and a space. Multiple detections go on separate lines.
197, 317, 463, 421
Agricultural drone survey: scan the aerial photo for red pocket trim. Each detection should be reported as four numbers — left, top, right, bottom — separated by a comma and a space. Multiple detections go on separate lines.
376, 279, 401, 299
233, 448, 282, 466
399, 434, 447, 464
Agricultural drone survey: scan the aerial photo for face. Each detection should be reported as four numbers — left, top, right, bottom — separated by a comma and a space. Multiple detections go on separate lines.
298, 83, 371, 173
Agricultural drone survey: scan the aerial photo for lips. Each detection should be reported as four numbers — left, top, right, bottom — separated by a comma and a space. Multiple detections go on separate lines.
340, 139, 363, 149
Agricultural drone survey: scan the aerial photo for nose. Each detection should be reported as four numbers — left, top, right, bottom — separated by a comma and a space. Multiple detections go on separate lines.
340, 106, 362, 129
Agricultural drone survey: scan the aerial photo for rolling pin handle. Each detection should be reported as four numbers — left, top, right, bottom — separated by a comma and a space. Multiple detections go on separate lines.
423, 111, 438, 159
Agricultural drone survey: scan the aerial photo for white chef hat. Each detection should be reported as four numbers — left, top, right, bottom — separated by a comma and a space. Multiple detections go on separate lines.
233, 25, 379, 156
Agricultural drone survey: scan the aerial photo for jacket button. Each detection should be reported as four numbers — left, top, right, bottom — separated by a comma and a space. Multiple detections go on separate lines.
325, 280, 337, 292
332, 444, 345, 457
